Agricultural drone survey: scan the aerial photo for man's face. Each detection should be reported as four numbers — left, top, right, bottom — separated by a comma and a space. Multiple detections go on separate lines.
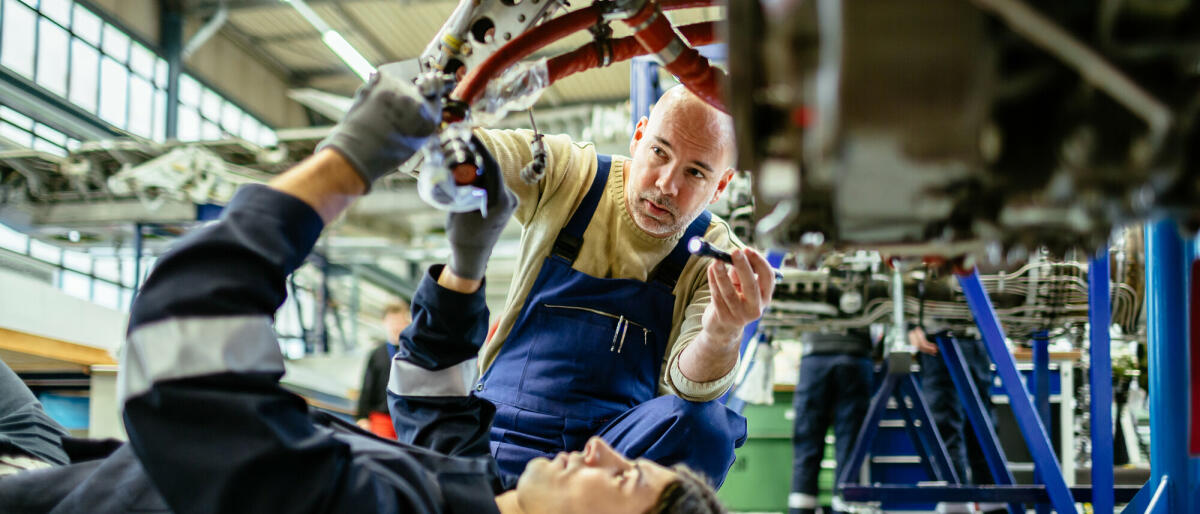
625, 99, 734, 238
382, 311, 410, 344
515, 437, 678, 514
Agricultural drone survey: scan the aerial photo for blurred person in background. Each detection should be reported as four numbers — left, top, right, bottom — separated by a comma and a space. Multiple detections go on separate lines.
356, 301, 412, 438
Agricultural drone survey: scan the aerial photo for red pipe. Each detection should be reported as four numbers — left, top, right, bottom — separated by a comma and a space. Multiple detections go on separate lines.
450, 0, 722, 113
546, 21, 717, 85
660, 0, 722, 8
622, 2, 726, 112
451, 4, 606, 110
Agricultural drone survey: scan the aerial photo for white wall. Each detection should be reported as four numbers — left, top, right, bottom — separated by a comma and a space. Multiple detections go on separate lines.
0, 269, 126, 354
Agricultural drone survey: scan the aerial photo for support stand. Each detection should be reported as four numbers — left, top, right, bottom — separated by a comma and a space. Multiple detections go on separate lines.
1122, 220, 1192, 514
958, 270, 1077, 513
838, 352, 961, 488
936, 335, 1021, 514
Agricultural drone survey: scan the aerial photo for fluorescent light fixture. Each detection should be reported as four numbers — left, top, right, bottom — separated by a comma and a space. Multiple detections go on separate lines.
322, 31, 375, 82
281, 0, 375, 82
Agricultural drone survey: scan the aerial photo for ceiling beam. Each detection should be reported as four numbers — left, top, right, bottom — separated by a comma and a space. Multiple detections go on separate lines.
290, 66, 356, 82
7, 198, 198, 226
249, 32, 324, 45
212, 20, 298, 82
331, 2, 401, 64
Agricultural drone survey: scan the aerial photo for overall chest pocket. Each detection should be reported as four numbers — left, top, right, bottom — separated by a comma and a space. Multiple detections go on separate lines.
520, 303, 660, 408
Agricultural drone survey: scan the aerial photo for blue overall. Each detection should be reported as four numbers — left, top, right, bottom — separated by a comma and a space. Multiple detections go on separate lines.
476, 155, 747, 487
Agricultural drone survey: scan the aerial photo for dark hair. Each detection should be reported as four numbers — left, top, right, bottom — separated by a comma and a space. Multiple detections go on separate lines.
643, 464, 727, 514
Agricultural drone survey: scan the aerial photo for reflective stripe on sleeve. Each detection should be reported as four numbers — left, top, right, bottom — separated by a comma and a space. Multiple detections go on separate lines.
118, 316, 284, 402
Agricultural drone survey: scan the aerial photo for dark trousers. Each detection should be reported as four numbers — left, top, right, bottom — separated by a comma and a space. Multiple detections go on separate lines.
790, 353, 873, 511
0, 358, 69, 466
919, 337, 997, 485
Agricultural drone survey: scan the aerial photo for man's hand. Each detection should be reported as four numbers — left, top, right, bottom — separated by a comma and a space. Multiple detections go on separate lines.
909, 327, 939, 355
356, 418, 372, 430
678, 248, 775, 383
444, 152, 517, 282
316, 68, 440, 191
702, 248, 776, 343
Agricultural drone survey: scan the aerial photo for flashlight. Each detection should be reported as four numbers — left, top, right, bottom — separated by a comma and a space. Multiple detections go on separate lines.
687, 237, 784, 282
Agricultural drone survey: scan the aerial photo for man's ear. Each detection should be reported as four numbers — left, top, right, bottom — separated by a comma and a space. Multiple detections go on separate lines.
629, 117, 649, 156
710, 169, 736, 204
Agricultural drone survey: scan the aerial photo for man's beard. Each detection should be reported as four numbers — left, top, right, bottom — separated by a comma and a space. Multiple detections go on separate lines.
631, 190, 695, 235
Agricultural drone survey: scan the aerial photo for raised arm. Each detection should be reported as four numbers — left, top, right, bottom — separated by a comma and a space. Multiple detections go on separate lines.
119, 70, 497, 513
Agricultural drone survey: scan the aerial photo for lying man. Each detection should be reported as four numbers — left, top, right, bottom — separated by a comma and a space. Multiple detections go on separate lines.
0, 71, 725, 514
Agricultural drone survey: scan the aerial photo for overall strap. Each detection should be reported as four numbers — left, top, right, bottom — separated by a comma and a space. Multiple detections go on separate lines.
551, 155, 613, 263
649, 210, 712, 289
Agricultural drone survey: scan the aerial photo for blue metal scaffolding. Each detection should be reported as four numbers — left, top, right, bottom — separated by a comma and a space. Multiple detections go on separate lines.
1090, 252, 1115, 514
840, 260, 1128, 512
1122, 219, 1193, 514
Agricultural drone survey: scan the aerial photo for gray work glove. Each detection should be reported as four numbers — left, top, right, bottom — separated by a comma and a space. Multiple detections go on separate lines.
316, 69, 440, 191
445, 146, 517, 280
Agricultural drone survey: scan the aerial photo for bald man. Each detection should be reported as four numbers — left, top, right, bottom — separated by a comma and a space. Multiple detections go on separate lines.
467, 85, 775, 487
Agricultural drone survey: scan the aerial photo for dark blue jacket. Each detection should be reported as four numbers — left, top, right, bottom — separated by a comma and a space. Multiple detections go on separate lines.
0, 185, 502, 514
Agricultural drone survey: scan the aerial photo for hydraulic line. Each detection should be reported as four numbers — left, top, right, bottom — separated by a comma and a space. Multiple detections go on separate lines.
449, 0, 722, 118
621, 1, 726, 112
659, 0, 720, 8
546, 21, 717, 84
444, 0, 722, 185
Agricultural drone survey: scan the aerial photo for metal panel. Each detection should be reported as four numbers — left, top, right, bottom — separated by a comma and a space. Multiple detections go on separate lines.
344, 1, 461, 59
227, 5, 314, 38
262, 38, 342, 70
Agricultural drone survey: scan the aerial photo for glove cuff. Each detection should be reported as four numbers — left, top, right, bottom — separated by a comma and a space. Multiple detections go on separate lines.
447, 247, 491, 281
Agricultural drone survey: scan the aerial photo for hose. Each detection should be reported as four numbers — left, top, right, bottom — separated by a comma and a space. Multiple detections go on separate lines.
546, 21, 717, 84
621, 1, 726, 112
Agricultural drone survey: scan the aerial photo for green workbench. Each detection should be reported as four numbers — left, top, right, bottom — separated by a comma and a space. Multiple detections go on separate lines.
717, 389, 836, 512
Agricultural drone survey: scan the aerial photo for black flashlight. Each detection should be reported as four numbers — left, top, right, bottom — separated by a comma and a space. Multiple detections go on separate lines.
687, 237, 784, 282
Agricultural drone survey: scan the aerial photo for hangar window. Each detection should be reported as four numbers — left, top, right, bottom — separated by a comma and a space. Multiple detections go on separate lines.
0, 220, 141, 312
0, 0, 276, 149
36, 17, 70, 96
127, 75, 154, 138
68, 39, 100, 111
98, 56, 128, 127
1, 0, 37, 79
0, 104, 71, 155
0, 222, 27, 253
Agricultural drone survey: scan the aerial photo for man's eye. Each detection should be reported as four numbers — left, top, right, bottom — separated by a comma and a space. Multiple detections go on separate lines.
688, 168, 705, 179
652, 146, 666, 158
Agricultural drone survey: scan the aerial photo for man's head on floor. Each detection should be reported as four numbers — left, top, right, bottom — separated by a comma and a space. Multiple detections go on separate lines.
625, 84, 736, 238
510, 437, 726, 514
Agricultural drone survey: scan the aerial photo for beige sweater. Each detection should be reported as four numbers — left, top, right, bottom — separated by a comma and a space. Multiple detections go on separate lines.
476, 128, 743, 401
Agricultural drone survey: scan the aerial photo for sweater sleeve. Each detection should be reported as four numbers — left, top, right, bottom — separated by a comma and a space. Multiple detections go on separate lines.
661, 218, 747, 401
473, 128, 593, 226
